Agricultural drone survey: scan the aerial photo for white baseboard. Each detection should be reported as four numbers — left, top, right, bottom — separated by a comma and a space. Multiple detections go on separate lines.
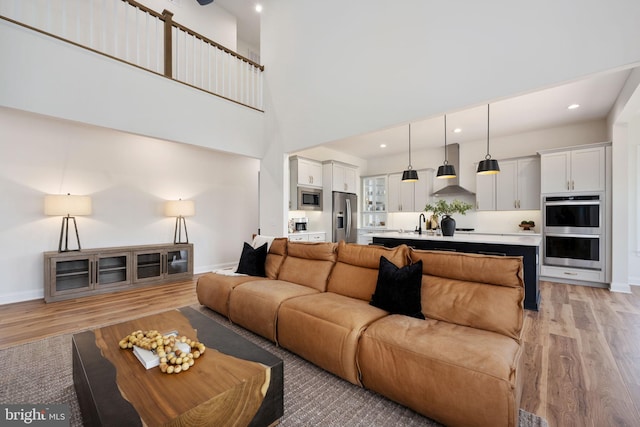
0, 289, 44, 305
628, 276, 640, 287
609, 281, 632, 293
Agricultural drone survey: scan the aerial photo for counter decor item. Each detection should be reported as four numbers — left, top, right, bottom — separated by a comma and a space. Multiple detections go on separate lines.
424, 199, 473, 236
519, 220, 535, 231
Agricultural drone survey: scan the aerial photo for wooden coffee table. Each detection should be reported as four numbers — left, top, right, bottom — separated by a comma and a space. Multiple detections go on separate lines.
72, 307, 283, 426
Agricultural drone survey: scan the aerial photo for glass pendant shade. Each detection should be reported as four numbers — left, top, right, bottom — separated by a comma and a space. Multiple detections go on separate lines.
477, 104, 500, 175
402, 124, 419, 182
437, 114, 457, 179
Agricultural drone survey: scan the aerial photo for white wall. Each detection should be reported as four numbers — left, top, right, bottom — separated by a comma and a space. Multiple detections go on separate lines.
0, 108, 260, 304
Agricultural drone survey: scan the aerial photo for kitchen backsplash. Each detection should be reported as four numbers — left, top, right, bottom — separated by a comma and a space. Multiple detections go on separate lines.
384, 210, 542, 234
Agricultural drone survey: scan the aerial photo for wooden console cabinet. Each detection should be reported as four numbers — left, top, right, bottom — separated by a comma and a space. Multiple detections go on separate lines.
44, 243, 193, 302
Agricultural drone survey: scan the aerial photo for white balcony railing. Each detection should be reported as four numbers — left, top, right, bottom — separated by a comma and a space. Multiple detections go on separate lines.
0, 0, 264, 111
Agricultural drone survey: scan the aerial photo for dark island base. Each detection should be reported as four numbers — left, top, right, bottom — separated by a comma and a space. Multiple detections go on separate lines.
373, 237, 540, 311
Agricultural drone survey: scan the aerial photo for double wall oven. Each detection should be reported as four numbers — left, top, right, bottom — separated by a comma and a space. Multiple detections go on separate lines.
543, 194, 603, 270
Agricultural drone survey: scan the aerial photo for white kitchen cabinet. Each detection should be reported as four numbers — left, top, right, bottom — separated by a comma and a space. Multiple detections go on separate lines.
496, 156, 540, 210
307, 232, 326, 242
540, 146, 605, 193
388, 169, 433, 212
324, 161, 358, 193
388, 172, 415, 212
288, 232, 326, 242
291, 156, 323, 188
414, 169, 433, 213
475, 173, 496, 211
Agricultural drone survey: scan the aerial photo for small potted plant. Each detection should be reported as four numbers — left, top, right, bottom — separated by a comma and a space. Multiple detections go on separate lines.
424, 199, 473, 236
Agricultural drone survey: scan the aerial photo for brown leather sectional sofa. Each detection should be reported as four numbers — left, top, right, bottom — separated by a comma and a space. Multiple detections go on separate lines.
196, 239, 526, 427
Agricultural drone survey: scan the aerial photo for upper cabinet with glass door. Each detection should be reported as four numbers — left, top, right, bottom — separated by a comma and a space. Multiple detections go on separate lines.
362, 175, 387, 228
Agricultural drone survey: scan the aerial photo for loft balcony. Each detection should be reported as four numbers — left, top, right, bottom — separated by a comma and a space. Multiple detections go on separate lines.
0, 0, 264, 111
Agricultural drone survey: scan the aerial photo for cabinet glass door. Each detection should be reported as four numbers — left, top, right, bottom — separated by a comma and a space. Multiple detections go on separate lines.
55, 259, 90, 292
98, 255, 129, 286
362, 176, 387, 227
136, 252, 162, 280
166, 250, 189, 275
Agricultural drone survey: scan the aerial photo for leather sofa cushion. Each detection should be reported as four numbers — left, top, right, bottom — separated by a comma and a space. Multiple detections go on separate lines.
229, 280, 319, 342
277, 242, 337, 291
327, 242, 410, 300
411, 249, 523, 288
196, 274, 268, 317
277, 292, 388, 385
358, 314, 521, 427
411, 250, 524, 341
265, 237, 288, 279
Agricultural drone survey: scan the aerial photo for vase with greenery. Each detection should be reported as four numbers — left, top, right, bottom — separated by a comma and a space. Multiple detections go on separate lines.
424, 199, 473, 236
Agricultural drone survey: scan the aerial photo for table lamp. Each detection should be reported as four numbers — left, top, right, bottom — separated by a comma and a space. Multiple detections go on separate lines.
44, 194, 92, 252
164, 199, 195, 244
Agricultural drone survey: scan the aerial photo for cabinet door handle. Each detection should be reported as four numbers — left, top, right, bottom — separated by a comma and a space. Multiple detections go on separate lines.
572, 180, 575, 190
567, 181, 571, 190
564, 272, 578, 276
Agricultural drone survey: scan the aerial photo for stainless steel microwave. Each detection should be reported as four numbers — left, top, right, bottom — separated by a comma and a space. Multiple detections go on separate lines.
297, 187, 322, 211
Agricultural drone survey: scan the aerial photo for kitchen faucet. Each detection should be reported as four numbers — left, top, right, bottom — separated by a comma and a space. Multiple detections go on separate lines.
418, 213, 426, 235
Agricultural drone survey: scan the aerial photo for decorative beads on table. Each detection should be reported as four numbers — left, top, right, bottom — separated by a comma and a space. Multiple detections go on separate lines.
119, 329, 206, 374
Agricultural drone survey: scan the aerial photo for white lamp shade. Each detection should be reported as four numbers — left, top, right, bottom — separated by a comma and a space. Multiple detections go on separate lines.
164, 199, 195, 217
44, 194, 92, 216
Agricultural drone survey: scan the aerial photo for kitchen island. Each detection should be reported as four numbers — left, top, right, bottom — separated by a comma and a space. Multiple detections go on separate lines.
371, 232, 541, 310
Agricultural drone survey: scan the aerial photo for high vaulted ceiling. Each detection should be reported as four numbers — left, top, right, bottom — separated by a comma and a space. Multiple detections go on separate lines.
214, 1, 633, 161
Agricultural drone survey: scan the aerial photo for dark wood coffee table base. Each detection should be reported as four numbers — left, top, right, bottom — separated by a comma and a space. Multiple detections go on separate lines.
72, 307, 283, 427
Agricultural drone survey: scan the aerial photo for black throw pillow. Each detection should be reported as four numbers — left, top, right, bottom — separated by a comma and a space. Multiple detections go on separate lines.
235, 242, 268, 277
370, 256, 425, 319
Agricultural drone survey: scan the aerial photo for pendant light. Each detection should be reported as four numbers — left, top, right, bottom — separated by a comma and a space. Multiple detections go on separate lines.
401, 123, 419, 182
477, 104, 500, 175
436, 115, 456, 179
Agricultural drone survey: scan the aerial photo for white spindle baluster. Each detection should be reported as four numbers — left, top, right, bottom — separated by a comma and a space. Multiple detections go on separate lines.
89, 0, 93, 48
61, 0, 66, 39
207, 43, 211, 92
135, 6, 139, 66
223, 51, 227, 98
192, 34, 196, 85
46, 0, 51, 34
113, 0, 118, 57
76, 0, 80, 44
214, 47, 219, 94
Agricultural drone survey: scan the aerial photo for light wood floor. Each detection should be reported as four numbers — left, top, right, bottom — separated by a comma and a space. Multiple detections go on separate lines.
1, 279, 639, 427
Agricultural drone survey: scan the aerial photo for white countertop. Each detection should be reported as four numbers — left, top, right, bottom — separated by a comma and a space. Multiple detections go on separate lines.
288, 231, 326, 235
368, 231, 542, 247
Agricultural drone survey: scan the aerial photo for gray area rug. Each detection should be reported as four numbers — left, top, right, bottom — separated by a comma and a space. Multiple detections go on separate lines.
0, 305, 548, 427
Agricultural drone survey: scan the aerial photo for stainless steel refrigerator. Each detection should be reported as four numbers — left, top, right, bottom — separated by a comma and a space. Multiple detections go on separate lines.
332, 191, 358, 243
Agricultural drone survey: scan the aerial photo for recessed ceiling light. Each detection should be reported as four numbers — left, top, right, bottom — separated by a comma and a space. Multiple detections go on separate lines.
380, 144, 387, 148
568, 103, 580, 110
453, 128, 462, 133
255, 4, 263, 12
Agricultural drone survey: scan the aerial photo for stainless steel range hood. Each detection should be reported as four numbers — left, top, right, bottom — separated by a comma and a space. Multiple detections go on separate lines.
431, 143, 476, 197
